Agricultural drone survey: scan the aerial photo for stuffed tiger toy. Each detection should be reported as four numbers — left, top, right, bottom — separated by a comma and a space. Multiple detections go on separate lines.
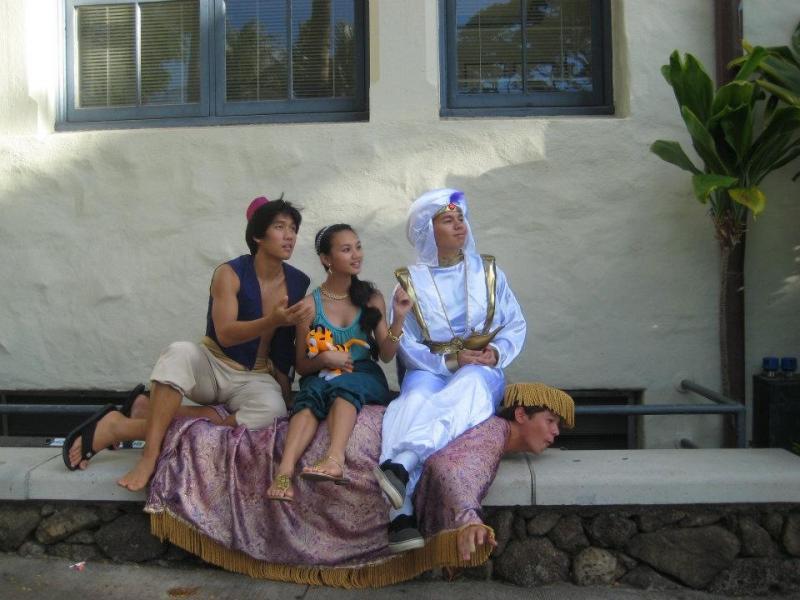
306, 325, 371, 380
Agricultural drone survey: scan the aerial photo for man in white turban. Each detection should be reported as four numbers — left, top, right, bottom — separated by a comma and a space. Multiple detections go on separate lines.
374, 189, 527, 553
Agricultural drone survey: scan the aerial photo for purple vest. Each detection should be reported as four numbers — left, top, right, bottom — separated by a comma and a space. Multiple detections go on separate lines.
205, 255, 309, 375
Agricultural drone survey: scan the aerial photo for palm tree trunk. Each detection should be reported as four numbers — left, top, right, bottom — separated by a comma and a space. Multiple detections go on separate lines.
715, 0, 744, 447
719, 234, 746, 445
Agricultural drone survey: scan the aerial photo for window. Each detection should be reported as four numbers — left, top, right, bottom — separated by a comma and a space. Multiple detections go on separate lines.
63, 0, 367, 126
441, 0, 612, 116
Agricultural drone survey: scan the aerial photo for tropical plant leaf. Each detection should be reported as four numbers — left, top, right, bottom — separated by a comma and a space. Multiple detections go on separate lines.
770, 146, 800, 173
754, 138, 800, 185
728, 187, 767, 215
733, 46, 769, 81
683, 54, 714, 123
766, 93, 780, 119
718, 104, 754, 164
664, 51, 714, 124
750, 106, 800, 158
661, 64, 673, 86
749, 133, 796, 184
757, 79, 800, 107
692, 174, 739, 203
650, 140, 702, 174
761, 55, 800, 101
681, 106, 730, 174
712, 81, 756, 116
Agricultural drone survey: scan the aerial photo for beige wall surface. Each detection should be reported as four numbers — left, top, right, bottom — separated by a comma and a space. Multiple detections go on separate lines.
1, 1, 798, 448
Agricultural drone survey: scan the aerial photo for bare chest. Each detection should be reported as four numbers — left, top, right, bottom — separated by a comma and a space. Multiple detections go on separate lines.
259, 277, 288, 315
321, 298, 360, 329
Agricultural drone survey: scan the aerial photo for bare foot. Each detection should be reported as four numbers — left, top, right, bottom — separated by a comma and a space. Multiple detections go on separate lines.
67, 411, 124, 470
266, 472, 294, 502
129, 394, 149, 419
117, 455, 157, 491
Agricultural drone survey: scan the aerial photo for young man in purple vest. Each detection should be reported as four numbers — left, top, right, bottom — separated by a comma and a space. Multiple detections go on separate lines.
64, 196, 313, 491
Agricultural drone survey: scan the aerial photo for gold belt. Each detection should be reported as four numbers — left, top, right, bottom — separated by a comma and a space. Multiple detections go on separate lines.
422, 326, 505, 355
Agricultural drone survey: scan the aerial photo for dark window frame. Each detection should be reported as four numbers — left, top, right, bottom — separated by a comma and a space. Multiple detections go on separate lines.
61, 0, 368, 129
439, 0, 614, 117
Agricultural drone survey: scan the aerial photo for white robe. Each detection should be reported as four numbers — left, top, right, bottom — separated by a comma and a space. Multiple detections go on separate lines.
381, 254, 526, 513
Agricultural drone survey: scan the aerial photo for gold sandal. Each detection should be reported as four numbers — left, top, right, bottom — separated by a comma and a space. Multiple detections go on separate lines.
267, 473, 294, 502
300, 455, 350, 485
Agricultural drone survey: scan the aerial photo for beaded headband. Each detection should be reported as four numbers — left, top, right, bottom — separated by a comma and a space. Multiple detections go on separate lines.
433, 190, 465, 218
314, 226, 332, 255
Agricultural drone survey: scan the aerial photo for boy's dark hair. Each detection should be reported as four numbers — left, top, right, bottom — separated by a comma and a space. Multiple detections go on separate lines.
245, 195, 302, 255
497, 405, 548, 421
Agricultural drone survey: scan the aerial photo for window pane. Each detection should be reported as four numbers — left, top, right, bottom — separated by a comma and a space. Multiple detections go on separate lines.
525, 0, 593, 92
141, 0, 201, 105
332, 0, 356, 97
226, 0, 289, 101
76, 4, 137, 108
293, 0, 355, 99
456, 0, 523, 95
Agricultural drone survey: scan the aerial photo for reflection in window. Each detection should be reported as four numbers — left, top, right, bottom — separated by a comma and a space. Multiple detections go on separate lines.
455, 0, 595, 96
141, 1, 200, 105
225, 0, 356, 102
75, 1, 200, 109
225, 0, 289, 101
65, 0, 366, 125
76, 4, 137, 107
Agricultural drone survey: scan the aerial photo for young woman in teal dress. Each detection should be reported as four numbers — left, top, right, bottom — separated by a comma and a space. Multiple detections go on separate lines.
266, 224, 412, 502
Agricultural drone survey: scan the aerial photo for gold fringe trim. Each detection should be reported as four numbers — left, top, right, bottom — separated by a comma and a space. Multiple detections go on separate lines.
502, 382, 575, 429
150, 511, 493, 589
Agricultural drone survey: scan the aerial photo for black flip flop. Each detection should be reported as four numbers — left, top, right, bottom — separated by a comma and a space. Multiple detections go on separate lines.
62, 404, 118, 471
120, 384, 146, 418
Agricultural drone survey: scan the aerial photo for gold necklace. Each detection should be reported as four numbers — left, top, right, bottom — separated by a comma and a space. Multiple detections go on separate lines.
320, 285, 349, 301
427, 254, 471, 341
437, 250, 464, 267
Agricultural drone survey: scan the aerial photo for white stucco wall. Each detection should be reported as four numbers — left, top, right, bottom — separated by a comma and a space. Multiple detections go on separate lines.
1, 0, 797, 448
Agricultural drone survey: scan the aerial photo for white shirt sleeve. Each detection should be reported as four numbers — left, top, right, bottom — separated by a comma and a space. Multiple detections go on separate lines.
396, 306, 451, 376
487, 266, 526, 369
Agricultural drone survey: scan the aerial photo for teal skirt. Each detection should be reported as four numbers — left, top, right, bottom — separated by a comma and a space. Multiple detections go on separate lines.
291, 359, 391, 419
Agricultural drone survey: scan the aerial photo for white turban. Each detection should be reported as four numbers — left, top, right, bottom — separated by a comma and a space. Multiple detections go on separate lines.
406, 188, 478, 267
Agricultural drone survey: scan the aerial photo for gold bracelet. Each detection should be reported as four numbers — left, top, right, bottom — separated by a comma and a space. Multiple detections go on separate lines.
387, 329, 403, 343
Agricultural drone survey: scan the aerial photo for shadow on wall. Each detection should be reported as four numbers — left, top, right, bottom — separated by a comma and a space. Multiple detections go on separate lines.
0, 116, 555, 390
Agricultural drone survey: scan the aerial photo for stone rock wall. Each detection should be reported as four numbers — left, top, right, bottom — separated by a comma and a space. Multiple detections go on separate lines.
481, 504, 800, 595
1, 501, 799, 595
0, 502, 190, 566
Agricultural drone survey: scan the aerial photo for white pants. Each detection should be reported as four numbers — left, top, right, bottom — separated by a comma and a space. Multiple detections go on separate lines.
150, 341, 286, 430
380, 364, 505, 515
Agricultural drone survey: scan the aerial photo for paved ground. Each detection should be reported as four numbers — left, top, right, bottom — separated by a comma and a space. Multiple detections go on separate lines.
2, 554, 799, 600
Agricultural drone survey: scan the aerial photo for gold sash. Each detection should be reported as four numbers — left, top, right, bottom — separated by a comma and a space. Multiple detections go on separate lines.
200, 337, 274, 374
395, 255, 501, 355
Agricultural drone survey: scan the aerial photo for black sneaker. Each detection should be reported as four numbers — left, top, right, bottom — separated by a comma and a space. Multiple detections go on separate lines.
373, 460, 408, 510
388, 514, 425, 554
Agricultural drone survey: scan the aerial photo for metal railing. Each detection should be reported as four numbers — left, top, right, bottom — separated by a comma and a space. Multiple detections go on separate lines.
0, 379, 748, 447
573, 379, 746, 448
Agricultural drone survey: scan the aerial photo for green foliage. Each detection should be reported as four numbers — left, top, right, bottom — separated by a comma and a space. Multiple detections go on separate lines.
651, 46, 800, 247
730, 20, 800, 179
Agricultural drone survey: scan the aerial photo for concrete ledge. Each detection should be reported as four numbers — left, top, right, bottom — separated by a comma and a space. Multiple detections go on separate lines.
532, 448, 800, 506
0, 448, 145, 502
1, 447, 800, 506
482, 453, 532, 505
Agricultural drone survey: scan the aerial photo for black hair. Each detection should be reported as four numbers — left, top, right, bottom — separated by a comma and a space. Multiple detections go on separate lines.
245, 195, 302, 255
497, 405, 548, 421
315, 224, 382, 360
